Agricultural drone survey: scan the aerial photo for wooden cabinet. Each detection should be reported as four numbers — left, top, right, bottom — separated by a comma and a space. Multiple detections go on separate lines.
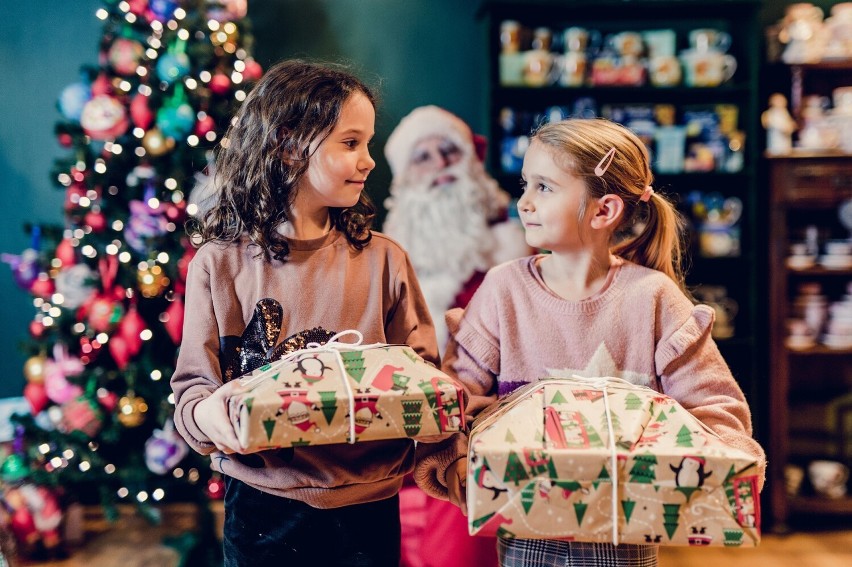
479, 0, 764, 454
764, 55, 852, 530
767, 155, 852, 530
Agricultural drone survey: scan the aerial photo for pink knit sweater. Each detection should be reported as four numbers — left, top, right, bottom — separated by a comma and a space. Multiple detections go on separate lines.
415, 255, 766, 497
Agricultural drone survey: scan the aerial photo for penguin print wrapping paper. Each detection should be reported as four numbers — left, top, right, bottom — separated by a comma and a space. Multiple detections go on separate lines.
227, 339, 465, 451
467, 377, 760, 547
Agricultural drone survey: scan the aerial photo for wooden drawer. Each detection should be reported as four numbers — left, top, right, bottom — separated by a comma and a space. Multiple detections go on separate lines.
771, 157, 852, 205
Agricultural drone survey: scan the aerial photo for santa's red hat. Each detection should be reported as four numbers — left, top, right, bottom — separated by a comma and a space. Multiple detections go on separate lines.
384, 105, 485, 176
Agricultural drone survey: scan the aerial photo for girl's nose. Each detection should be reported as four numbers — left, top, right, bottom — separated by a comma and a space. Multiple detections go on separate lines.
518, 193, 531, 212
362, 150, 376, 171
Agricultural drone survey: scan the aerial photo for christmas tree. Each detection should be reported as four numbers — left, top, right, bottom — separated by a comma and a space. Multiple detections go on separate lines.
1, 0, 261, 536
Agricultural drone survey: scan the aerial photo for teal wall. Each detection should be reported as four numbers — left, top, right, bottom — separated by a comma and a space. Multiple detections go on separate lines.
0, 0, 831, 398
0, 0, 487, 398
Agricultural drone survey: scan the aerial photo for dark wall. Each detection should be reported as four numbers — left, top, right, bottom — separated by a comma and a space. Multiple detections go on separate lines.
0, 0, 487, 398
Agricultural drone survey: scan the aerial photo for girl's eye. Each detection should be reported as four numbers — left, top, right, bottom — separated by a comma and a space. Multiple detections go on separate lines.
537, 183, 552, 193
344, 140, 358, 148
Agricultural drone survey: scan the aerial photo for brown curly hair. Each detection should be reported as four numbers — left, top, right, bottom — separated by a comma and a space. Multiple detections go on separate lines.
190, 59, 377, 261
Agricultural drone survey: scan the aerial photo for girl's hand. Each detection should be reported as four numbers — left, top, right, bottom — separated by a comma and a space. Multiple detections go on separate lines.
447, 457, 468, 516
194, 380, 247, 454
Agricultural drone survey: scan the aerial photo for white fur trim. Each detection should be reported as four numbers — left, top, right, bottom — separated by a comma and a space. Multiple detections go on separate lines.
384, 106, 474, 176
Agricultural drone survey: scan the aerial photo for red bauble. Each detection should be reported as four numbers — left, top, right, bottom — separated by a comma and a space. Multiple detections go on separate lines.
29, 276, 55, 299
60, 396, 104, 437
130, 92, 154, 129
85, 211, 107, 233
24, 382, 49, 414
209, 73, 231, 95
206, 476, 225, 499
96, 389, 118, 412
29, 320, 46, 339
165, 200, 187, 223
163, 297, 184, 344
108, 335, 132, 370
55, 238, 77, 267
64, 183, 87, 213
243, 59, 263, 82
90, 74, 112, 96
58, 132, 73, 147
193, 115, 216, 137
84, 295, 124, 333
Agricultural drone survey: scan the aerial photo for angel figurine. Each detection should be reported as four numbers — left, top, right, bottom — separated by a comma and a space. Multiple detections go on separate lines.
762, 93, 797, 155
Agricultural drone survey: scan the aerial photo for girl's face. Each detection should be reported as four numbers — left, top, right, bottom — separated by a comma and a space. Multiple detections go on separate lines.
296, 91, 376, 210
517, 140, 589, 252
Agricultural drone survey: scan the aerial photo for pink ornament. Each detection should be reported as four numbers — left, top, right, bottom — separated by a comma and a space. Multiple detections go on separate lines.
55, 238, 77, 267
24, 382, 49, 414
209, 73, 231, 95
194, 114, 216, 137
29, 275, 55, 300
109, 335, 132, 370
118, 304, 146, 355
44, 344, 85, 405
164, 297, 185, 344
130, 92, 155, 129
108, 38, 144, 76
84, 210, 107, 233
64, 182, 88, 213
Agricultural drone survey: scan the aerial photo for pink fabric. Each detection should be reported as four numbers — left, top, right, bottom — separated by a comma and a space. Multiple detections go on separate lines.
400, 484, 498, 567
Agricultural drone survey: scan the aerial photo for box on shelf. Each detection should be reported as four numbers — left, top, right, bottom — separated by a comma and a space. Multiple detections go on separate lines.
467, 377, 761, 547
228, 336, 464, 451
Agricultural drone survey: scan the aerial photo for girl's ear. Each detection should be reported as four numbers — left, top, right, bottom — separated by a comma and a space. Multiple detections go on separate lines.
589, 194, 624, 229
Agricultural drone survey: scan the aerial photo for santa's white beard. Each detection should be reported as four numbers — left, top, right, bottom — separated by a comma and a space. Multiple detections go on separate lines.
384, 165, 500, 347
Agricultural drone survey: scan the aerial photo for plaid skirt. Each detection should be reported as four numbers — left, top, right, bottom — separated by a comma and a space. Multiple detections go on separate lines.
498, 537, 658, 567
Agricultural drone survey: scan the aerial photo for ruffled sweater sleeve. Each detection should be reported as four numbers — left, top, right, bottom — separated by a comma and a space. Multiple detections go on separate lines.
656, 303, 767, 490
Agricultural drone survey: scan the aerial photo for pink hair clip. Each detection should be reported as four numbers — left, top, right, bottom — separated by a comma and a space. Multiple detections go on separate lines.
639, 185, 654, 202
594, 147, 616, 177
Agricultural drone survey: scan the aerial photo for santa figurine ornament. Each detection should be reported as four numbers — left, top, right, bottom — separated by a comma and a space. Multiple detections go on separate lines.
383, 105, 531, 352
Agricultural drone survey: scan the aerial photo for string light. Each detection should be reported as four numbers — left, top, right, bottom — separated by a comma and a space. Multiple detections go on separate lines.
152, 489, 165, 501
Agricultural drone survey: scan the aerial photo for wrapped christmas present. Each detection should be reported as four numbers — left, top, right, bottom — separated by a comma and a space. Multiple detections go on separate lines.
228, 330, 464, 451
467, 377, 761, 547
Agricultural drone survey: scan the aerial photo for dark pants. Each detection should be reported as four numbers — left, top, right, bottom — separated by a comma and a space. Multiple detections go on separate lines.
223, 477, 401, 567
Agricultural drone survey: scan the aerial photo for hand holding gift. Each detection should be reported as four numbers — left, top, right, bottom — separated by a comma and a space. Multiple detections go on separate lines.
227, 330, 465, 451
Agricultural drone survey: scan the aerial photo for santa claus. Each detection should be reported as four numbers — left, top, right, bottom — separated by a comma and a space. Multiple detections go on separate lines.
383, 105, 530, 351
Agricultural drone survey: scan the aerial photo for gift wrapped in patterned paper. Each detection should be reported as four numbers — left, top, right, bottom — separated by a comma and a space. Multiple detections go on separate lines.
467, 377, 761, 547
228, 331, 465, 451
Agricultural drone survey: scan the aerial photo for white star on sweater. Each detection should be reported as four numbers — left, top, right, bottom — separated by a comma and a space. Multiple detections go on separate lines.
546, 342, 655, 388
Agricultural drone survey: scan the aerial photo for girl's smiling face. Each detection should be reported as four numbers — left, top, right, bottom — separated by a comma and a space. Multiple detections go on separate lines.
517, 140, 590, 253
296, 91, 376, 211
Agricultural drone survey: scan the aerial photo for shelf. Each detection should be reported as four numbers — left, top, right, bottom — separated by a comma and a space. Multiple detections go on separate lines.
787, 345, 852, 356
787, 267, 852, 277
788, 495, 852, 515
492, 84, 753, 106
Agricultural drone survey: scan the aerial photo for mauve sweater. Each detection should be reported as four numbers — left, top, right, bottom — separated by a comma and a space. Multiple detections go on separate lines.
171, 229, 438, 508
415, 255, 766, 497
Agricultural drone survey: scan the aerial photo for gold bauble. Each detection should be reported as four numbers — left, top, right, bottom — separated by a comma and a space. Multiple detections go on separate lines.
137, 265, 170, 298
117, 394, 148, 427
142, 128, 175, 157
24, 354, 47, 384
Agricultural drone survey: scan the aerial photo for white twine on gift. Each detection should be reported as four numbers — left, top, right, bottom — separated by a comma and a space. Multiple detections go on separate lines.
240, 329, 387, 444
577, 376, 622, 546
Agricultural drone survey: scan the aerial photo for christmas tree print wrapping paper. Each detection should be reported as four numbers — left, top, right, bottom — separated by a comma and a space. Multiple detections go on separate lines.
467, 377, 760, 547
227, 336, 464, 451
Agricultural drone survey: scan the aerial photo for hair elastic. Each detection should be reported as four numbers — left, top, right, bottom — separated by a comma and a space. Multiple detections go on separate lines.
594, 147, 616, 176
639, 185, 654, 202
